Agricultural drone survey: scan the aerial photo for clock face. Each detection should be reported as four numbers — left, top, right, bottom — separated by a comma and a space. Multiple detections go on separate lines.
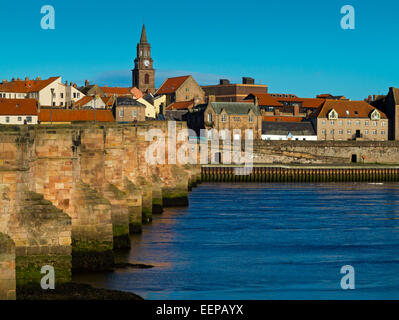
144, 60, 150, 67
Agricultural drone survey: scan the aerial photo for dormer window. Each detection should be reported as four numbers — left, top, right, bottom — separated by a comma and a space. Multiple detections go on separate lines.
346, 110, 350, 115
370, 109, 381, 120
328, 109, 338, 120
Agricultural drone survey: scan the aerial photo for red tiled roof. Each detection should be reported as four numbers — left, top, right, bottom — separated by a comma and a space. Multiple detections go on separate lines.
74, 96, 93, 107
38, 109, 114, 122
156, 76, 190, 95
275, 96, 325, 108
166, 100, 194, 110
0, 77, 59, 93
244, 93, 282, 107
101, 96, 114, 106
100, 86, 132, 96
0, 99, 38, 115
314, 100, 388, 119
263, 116, 304, 122
131, 87, 144, 99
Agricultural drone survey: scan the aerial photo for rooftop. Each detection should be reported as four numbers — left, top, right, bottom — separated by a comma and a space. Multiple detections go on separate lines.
0, 98, 38, 115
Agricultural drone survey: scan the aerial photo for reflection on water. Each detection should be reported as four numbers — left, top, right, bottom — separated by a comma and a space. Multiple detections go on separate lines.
73, 183, 399, 299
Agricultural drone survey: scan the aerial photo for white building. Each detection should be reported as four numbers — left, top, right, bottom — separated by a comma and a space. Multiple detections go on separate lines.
261, 122, 317, 141
0, 99, 38, 125
0, 76, 85, 108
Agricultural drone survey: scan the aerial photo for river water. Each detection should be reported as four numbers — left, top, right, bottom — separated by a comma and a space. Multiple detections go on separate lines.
73, 183, 399, 299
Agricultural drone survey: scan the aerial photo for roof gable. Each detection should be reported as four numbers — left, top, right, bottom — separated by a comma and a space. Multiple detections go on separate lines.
155, 76, 191, 95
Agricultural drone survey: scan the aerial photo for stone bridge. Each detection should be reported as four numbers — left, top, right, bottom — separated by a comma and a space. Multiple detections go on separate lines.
0, 121, 201, 299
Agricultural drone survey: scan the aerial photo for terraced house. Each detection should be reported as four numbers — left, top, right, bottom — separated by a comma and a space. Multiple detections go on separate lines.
311, 100, 388, 141
204, 101, 262, 140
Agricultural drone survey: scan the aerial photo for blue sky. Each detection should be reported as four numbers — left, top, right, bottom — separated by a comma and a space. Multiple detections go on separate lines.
0, 0, 398, 99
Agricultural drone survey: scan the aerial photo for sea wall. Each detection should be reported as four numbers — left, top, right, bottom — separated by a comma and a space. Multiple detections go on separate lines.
252, 140, 399, 164
0, 122, 194, 299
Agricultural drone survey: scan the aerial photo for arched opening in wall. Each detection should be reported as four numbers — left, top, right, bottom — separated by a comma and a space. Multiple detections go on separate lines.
215, 152, 221, 164
145, 74, 150, 84
351, 154, 357, 163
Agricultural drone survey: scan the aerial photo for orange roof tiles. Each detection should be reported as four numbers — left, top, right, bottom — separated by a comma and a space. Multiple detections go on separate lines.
0, 77, 59, 93
263, 116, 304, 122
245, 93, 282, 107
74, 96, 93, 107
38, 109, 114, 122
315, 100, 387, 119
0, 99, 38, 115
166, 100, 194, 110
156, 76, 190, 95
274, 96, 325, 108
100, 86, 132, 96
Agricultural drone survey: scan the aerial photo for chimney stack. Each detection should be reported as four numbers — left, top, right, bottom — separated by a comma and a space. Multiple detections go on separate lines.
219, 79, 230, 85
37, 76, 41, 80
242, 77, 255, 85
85, 80, 90, 87
293, 105, 300, 116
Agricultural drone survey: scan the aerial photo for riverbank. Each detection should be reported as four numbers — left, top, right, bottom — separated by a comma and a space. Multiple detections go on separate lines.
17, 283, 143, 300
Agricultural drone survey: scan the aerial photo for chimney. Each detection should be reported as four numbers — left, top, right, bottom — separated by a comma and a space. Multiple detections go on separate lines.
254, 96, 259, 107
73, 83, 77, 88
85, 80, 90, 87
242, 77, 254, 85
293, 105, 299, 116
219, 79, 230, 85
70, 82, 73, 86
36, 76, 41, 80
16, 77, 21, 81
11, 77, 15, 81
208, 95, 216, 103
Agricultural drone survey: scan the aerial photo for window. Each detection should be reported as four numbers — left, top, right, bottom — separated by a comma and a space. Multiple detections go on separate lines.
221, 114, 226, 122
6, 116, 10, 123
322, 120, 326, 125
73, 93, 76, 98
60, 93, 64, 98
77, 93, 80, 98
18, 117, 22, 121
373, 130, 377, 135
330, 129, 334, 134
119, 110, 124, 118
207, 113, 212, 122
26, 116, 32, 123
372, 121, 377, 126
322, 129, 326, 134
338, 130, 343, 135
365, 121, 369, 126
347, 130, 352, 134
347, 120, 352, 126
382, 121, 386, 126
382, 130, 386, 135
338, 120, 343, 125
364, 130, 369, 135
249, 114, 253, 123
133, 110, 137, 118
330, 120, 334, 125
145, 74, 150, 84
356, 120, 360, 126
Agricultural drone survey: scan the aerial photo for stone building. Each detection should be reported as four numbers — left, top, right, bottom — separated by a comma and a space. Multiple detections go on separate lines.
113, 96, 146, 122
202, 77, 268, 102
203, 101, 262, 140
370, 87, 399, 141
155, 75, 205, 108
310, 100, 388, 141
132, 25, 156, 93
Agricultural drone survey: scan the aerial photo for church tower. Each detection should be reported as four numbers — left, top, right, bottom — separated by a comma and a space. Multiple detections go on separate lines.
132, 25, 155, 93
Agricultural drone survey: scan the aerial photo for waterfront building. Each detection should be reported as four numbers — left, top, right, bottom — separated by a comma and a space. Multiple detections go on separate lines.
310, 100, 388, 141
203, 101, 262, 140
132, 24, 156, 93
0, 98, 38, 125
202, 77, 268, 102
370, 87, 399, 141
113, 96, 146, 122
156, 75, 205, 108
261, 122, 317, 141
0, 76, 84, 108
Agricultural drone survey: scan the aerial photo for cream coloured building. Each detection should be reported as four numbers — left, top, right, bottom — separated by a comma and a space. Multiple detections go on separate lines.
0, 76, 85, 108
311, 100, 388, 141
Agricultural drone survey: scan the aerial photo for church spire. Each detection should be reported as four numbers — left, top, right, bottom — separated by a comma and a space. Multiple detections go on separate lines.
140, 24, 148, 43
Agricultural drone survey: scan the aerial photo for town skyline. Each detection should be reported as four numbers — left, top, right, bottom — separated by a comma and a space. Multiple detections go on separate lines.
1, 0, 399, 100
